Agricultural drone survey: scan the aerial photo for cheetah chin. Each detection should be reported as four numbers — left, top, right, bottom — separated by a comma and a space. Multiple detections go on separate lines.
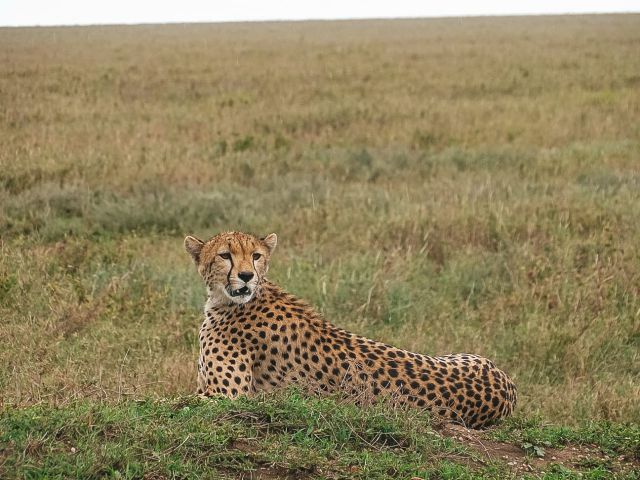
185, 231, 517, 429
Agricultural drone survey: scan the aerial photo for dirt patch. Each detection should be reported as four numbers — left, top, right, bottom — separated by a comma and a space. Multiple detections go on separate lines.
437, 423, 639, 476
224, 439, 315, 480
217, 464, 304, 480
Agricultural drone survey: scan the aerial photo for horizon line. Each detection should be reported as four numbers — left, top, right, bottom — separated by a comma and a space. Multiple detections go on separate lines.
1, 10, 639, 29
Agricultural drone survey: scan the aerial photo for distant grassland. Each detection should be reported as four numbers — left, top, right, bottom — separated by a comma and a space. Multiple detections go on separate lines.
1, 13, 639, 431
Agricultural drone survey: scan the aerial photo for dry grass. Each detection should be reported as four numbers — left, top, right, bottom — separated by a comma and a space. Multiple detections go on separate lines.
1, 15, 639, 425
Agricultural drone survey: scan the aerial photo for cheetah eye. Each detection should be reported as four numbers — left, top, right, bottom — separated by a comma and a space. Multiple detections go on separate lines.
252, 252, 262, 261
219, 252, 231, 260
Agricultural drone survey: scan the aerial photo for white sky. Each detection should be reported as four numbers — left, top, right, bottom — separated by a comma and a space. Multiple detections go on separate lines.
0, 0, 638, 27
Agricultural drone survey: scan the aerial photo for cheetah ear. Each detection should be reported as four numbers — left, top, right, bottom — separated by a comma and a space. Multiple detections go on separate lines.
184, 235, 204, 264
262, 233, 277, 254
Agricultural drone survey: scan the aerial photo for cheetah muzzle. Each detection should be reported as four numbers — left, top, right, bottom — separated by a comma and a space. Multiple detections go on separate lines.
185, 231, 517, 429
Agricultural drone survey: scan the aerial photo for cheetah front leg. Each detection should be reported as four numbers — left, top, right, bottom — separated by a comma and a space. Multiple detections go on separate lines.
196, 370, 212, 399
196, 355, 254, 399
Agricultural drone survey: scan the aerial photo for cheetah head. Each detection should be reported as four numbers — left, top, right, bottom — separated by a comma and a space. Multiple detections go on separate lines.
184, 231, 277, 305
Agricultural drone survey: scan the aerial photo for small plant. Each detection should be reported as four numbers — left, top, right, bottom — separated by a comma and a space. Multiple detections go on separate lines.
522, 441, 549, 458
233, 135, 254, 152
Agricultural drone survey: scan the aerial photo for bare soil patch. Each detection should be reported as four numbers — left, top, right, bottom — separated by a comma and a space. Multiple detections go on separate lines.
438, 423, 639, 476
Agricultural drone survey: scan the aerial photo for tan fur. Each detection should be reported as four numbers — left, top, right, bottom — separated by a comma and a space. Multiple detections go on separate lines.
186, 231, 517, 428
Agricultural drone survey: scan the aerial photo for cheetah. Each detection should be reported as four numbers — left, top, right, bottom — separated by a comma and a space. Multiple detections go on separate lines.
185, 231, 517, 429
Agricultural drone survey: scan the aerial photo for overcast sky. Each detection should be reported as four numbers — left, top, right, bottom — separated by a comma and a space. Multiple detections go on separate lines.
1, 0, 638, 27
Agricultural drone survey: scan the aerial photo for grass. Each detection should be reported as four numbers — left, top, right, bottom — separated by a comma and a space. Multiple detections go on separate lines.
0, 392, 466, 479
1, 392, 638, 479
1, 13, 639, 478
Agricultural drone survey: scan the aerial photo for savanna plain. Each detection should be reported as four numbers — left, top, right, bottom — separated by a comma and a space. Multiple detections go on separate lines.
0, 14, 639, 479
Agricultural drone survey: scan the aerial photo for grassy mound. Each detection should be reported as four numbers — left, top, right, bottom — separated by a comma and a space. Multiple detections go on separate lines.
2, 392, 638, 479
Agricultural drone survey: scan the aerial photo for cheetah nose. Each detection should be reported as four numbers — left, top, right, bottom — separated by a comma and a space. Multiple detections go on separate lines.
238, 271, 254, 282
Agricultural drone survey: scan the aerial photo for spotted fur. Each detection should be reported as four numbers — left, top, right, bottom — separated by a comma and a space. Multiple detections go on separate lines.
185, 231, 517, 428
